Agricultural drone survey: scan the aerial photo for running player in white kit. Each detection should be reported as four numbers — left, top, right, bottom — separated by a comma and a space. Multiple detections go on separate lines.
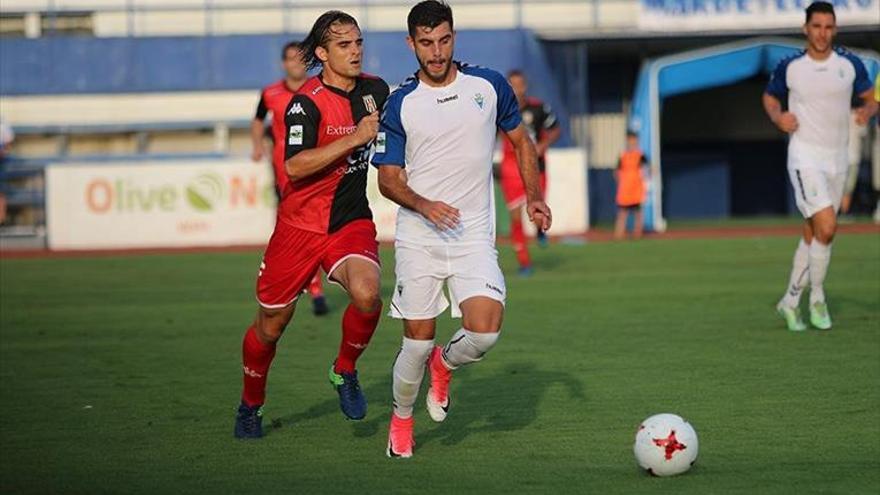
371, 0, 552, 458
763, 1, 877, 331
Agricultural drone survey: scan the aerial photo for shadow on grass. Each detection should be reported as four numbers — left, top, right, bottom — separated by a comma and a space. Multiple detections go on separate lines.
417, 361, 585, 447
262, 362, 586, 445
264, 376, 392, 439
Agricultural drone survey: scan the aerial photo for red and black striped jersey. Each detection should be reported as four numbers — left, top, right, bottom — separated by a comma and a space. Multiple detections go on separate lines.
280, 73, 389, 234
255, 79, 298, 191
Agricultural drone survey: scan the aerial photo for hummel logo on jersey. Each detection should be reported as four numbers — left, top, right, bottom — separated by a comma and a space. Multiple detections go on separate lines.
288, 103, 305, 116
363, 94, 377, 113
473, 93, 485, 109
243, 366, 264, 378
437, 94, 458, 104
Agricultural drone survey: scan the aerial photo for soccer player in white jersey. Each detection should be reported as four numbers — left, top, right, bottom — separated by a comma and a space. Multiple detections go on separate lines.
763, 1, 877, 331
371, 0, 552, 458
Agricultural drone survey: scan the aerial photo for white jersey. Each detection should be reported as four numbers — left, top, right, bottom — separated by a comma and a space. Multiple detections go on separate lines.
766, 47, 872, 167
372, 62, 521, 245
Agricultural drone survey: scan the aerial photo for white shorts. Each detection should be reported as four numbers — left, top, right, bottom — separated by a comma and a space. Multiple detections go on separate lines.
389, 242, 506, 320
787, 142, 847, 218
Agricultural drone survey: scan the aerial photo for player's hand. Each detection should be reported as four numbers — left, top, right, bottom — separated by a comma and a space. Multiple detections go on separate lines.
527, 200, 552, 231
417, 199, 460, 230
774, 112, 799, 133
352, 111, 379, 146
251, 147, 264, 162
854, 106, 873, 126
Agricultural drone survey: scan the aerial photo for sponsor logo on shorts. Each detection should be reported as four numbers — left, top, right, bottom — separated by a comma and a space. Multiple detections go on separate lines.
485, 282, 504, 295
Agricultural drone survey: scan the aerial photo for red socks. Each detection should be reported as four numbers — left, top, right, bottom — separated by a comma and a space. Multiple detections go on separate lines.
241, 325, 277, 407
334, 303, 382, 373
511, 217, 531, 268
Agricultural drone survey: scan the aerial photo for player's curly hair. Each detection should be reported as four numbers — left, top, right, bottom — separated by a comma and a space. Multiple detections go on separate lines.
300, 11, 360, 70
407, 0, 454, 38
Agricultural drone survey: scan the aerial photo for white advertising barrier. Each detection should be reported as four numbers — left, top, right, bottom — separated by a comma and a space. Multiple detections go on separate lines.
639, 0, 879, 31
367, 147, 589, 242
46, 159, 277, 250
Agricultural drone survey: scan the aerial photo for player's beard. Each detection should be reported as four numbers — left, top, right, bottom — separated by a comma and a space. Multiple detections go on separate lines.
418, 55, 452, 84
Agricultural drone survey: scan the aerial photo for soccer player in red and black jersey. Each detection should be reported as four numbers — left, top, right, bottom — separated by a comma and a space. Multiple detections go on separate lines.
234, 11, 390, 439
499, 70, 560, 276
251, 41, 329, 317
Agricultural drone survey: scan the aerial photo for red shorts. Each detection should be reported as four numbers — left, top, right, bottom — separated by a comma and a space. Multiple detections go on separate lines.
256, 218, 380, 308
500, 170, 547, 210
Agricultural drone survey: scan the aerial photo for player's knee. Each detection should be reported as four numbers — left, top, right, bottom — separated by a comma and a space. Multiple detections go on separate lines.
349, 283, 382, 313
255, 321, 284, 344
815, 224, 836, 244
462, 310, 503, 333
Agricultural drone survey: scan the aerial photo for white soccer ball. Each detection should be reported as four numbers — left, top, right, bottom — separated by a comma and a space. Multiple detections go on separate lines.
633, 413, 699, 477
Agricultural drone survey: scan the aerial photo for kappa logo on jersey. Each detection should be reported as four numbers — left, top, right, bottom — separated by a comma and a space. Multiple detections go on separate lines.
363, 94, 377, 113
288, 102, 305, 116
473, 93, 485, 110
288, 125, 303, 145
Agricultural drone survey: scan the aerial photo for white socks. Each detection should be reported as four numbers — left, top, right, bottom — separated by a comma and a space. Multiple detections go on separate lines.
808, 240, 831, 305
782, 239, 811, 308
392, 337, 433, 419
442, 328, 500, 370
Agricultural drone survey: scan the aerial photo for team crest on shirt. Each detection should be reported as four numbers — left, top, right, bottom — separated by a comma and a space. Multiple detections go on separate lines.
363, 94, 377, 113
473, 93, 484, 110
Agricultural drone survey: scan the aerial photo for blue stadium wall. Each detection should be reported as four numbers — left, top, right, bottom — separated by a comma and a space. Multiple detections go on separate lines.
0, 29, 570, 149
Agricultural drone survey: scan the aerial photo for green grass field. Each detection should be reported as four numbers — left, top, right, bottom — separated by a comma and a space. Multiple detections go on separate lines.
1, 232, 879, 494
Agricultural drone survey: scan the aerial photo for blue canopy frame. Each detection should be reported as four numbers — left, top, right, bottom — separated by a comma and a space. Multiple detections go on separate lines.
628, 37, 880, 231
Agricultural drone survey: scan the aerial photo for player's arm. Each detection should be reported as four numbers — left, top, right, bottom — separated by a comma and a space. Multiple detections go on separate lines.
251, 93, 269, 162
763, 60, 797, 133
283, 95, 378, 182
504, 123, 551, 230
762, 92, 798, 133
855, 88, 879, 125
377, 166, 460, 230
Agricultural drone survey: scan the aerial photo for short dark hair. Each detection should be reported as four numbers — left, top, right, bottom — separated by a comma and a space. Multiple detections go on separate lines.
281, 41, 302, 61
300, 11, 360, 70
507, 69, 525, 80
805, 1, 835, 22
626, 130, 638, 138
407, 0, 454, 38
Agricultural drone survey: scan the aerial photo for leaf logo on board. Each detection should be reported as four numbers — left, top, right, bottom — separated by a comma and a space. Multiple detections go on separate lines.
186, 173, 225, 212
